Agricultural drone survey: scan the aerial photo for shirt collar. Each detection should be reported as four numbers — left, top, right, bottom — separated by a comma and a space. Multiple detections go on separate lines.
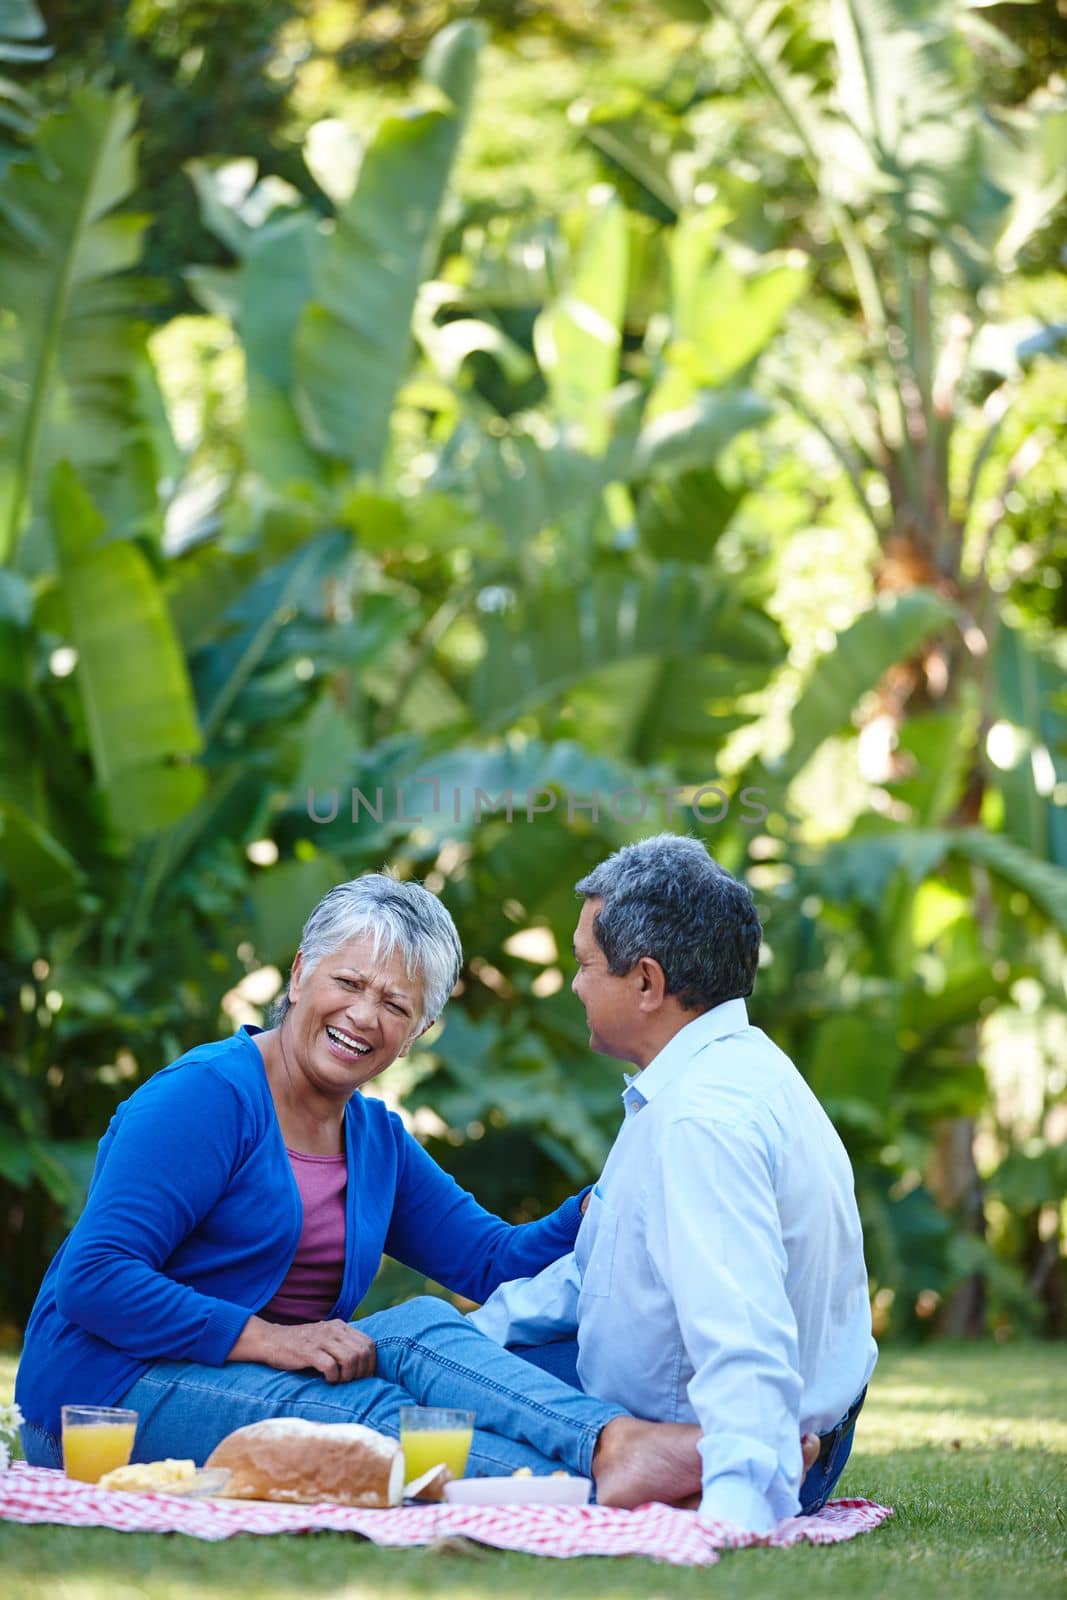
620, 998, 750, 1113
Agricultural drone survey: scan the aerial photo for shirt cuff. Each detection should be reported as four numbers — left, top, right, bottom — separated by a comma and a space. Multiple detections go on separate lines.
557, 1191, 587, 1234
191, 1298, 257, 1365
697, 1474, 782, 1536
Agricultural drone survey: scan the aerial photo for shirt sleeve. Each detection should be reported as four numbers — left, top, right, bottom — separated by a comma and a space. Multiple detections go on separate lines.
384, 1125, 585, 1304
644, 1113, 804, 1534
53, 1066, 257, 1365
468, 1253, 581, 1344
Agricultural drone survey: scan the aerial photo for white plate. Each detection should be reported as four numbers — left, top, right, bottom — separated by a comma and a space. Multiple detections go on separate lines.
444, 1475, 591, 1507
167, 1468, 233, 1498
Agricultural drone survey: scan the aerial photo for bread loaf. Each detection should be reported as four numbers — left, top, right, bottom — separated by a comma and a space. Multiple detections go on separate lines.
205, 1418, 405, 1507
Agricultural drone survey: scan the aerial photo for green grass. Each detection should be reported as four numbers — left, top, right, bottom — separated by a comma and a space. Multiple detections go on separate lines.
2, 1343, 1064, 1599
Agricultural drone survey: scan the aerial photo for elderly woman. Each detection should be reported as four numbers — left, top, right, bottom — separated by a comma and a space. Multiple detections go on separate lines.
17, 874, 700, 1503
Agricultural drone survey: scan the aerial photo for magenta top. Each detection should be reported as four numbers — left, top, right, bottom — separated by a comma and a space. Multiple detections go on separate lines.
260, 1148, 348, 1325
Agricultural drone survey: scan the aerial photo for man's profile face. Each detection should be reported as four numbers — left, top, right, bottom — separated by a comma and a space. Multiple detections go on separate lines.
571, 898, 636, 1063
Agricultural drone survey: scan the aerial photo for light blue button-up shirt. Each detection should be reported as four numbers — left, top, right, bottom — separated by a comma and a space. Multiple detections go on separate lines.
471, 999, 878, 1532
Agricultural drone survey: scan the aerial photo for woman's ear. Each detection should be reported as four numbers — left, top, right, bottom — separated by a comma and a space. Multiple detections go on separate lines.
398, 1017, 436, 1058
288, 951, 304, 1005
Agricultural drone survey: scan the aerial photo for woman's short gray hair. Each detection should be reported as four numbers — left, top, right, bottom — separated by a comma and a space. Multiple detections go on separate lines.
575, 833, 761, 1012
271, 873, 462, 1030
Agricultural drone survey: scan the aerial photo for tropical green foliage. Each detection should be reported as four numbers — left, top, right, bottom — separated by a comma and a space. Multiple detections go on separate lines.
0, 84, 153, 563
0, 0, 1063, 1341
0, 1, 46, 169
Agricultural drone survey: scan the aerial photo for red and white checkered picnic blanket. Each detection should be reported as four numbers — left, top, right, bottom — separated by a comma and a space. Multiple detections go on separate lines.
0, 1463, 892, 1564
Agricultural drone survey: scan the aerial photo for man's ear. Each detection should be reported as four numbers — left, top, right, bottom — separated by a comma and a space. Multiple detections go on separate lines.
635, 956, 667, 1010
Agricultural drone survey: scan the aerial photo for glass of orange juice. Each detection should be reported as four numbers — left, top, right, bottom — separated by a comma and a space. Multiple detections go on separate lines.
399, 1406, 474, 1482
61, 1406, 139, 1483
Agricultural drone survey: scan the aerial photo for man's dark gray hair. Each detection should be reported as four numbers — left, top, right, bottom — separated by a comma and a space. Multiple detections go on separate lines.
272, 872, 462, 1031
575, 834, 761, 1012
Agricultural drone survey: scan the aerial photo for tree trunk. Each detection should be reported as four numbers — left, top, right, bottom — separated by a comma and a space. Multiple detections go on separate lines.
871, 531, 991, 1336
927, 1115, 987, 1336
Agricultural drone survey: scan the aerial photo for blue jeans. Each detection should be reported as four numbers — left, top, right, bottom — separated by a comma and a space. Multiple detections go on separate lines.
20, 1298, 623, 1478
511, 1339, 863, 1514
795, 1387, 865, 1513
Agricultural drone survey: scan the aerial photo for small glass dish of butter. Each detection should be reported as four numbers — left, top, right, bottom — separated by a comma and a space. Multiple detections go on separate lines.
98, 1460, 232, 1497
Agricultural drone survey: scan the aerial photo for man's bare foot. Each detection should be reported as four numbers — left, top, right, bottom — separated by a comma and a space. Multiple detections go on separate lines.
591, 1417, 702, 1508
636, 1432, 824, 1512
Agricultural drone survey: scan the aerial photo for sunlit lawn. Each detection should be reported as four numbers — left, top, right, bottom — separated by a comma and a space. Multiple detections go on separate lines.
2, 1342, 1064, 1600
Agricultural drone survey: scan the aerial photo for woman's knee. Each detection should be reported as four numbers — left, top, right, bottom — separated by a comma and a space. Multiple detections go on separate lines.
366, 1294, 467, 1340
406, 1294, 466, 1326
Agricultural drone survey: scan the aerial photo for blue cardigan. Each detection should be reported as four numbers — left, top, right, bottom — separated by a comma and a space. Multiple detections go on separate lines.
17, 1028, 584, 1435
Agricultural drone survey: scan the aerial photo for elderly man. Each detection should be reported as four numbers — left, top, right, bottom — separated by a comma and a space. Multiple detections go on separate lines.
472, 834, 877, 1533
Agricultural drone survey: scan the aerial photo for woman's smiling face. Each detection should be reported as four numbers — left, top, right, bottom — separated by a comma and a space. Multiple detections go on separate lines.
284, 933, 426, 1098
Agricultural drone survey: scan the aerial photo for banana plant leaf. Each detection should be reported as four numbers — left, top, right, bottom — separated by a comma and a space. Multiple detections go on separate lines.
432, 397, 643, 549
634, 390, 773, 477
49, 463, 204, 839
988, 1143, 1067, 1214
340, 486, 502, 558
803, 1013, 902, 1122
239, 214, 326, 488
249, 851, 349, 967
293, 21, 481, 472
442, 216, 565, 313
189, 528, 352, 745
414, 307, 537, 388
166, 497, 328, 657
0, 800, 84, 931
637, 465, 744, 563
534, 189, 628, 453
185, 163, 326, 487
951, 826, 1067, 937
184, 156, 304, 258
651, 210, 809, 410
469, 566, 785, 730
0, 0, 47, 50
550, 655, 759, 769
885, 697, 981, 828
290, 736, 658, 859
411, 1008, 611, 1177
774, 588, 960, 785
898, 960, 1019, 1041
631, 655, 769, 761
0, 85, 149, 566
799, 823, 1067, 937
991, 622, 1067, 867
571, 92, 684, 219
0, 0, 48, 149
829, 0, 1006, 243
991, 79, 1067, 266
0, 566, 38, 809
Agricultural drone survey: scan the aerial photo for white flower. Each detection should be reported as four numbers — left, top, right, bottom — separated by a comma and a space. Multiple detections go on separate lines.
0, 1400, 24, 1438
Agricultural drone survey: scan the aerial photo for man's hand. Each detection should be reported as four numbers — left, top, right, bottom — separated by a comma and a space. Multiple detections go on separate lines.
801, 1433, 820, 1480
228, 1315, 377, 1382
